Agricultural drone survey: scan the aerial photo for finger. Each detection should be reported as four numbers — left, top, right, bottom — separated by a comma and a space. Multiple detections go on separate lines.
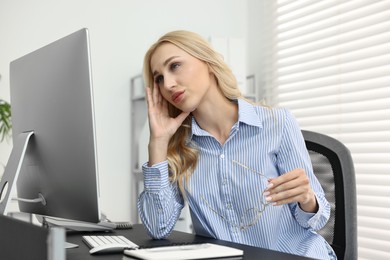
267, 184, 301, 199
267, 169, 303, 190
269, 193, 303, 206
271, 189, 316, 209
155, 85, 161, 104
161, 93, 169, 109
267, 177, 307, 195
145, 87, 153, 107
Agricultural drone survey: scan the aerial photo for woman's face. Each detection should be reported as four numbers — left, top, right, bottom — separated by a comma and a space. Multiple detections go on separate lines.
150, 43, 214, 113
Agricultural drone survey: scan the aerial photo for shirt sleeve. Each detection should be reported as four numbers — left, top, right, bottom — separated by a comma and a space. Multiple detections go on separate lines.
276, 108, 331, 231
137, 161, 184, 239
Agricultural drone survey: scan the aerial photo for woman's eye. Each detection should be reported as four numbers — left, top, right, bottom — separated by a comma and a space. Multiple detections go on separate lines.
155, 75, 163, 85
170, 62, 180, 70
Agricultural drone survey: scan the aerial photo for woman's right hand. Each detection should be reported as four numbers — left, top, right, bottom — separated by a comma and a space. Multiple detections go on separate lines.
145, 85, 189, 165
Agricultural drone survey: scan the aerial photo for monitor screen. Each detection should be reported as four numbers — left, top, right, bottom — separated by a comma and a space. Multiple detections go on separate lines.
5, 28, 101, 224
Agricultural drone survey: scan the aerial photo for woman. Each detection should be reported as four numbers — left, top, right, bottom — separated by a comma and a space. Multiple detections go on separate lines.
137, 30, 336, 259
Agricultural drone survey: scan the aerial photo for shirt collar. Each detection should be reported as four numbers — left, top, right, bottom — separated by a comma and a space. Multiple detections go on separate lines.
237, 98, 263, 128
190, 98, 263, 137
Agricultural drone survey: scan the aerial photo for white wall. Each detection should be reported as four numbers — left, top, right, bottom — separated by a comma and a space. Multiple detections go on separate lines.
246, 0, 270, 102
0, 0, 249, 223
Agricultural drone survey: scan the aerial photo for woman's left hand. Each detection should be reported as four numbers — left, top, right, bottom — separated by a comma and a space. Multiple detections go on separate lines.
264, 168, 318, 213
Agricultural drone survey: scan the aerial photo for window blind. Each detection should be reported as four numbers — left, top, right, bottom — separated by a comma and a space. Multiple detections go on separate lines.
265, 1, 390, 259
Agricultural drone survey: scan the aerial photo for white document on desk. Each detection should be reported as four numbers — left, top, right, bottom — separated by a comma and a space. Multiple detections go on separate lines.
123, 243, 243, 260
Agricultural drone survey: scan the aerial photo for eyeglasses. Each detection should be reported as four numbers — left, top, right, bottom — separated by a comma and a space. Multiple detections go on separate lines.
200, 160, 271, 231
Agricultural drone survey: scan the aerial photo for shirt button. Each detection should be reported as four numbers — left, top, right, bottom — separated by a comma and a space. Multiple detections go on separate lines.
227, 203, 232, 209
220, 154, 225, 159
222, 178, 228, 185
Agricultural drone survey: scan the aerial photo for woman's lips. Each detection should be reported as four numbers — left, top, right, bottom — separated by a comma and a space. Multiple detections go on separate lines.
172, 91, 184, 103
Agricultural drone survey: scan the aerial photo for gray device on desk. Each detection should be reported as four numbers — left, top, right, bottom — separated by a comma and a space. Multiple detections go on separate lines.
0, 28, 116, 231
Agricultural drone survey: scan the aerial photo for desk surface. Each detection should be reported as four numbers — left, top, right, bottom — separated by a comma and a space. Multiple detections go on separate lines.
66, 224, 313, 260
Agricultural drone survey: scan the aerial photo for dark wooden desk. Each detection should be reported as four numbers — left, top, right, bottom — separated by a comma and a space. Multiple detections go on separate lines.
66, 224, 314, 260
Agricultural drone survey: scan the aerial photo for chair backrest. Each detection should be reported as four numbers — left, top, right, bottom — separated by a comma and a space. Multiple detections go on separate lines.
301, 130, 357, 260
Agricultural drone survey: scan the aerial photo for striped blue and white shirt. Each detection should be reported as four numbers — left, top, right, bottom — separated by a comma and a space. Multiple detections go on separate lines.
138, 99, 336, 259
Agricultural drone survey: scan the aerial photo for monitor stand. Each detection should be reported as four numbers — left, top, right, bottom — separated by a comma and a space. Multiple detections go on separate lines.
0, 131, 35, 215
38, 214, 116, 232
0, 131, 116, 232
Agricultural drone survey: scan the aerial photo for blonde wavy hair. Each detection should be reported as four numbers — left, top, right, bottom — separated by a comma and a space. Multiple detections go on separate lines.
143, 30, 243, 193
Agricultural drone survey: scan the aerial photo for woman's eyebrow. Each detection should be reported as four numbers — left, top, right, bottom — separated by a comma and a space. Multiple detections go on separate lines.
153, 56, 180, 77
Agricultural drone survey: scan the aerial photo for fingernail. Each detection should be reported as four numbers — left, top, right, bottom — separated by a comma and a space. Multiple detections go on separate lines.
266, 183, 274, 189
263, 191, 270, 196
266, 196, 272, 202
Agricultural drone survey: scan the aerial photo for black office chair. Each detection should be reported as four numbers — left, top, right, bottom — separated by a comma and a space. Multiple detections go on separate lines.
301, 130, 357, 260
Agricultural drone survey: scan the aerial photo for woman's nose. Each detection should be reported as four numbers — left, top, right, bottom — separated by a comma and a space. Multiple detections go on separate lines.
162, 74, 176, 90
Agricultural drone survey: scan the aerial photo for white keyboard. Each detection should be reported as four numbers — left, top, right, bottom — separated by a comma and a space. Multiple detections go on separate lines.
82, 235, 138, 254
124, 243, 244, 260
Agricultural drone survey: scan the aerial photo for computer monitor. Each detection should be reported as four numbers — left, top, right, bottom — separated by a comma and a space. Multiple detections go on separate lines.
0, 28, 113, 230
